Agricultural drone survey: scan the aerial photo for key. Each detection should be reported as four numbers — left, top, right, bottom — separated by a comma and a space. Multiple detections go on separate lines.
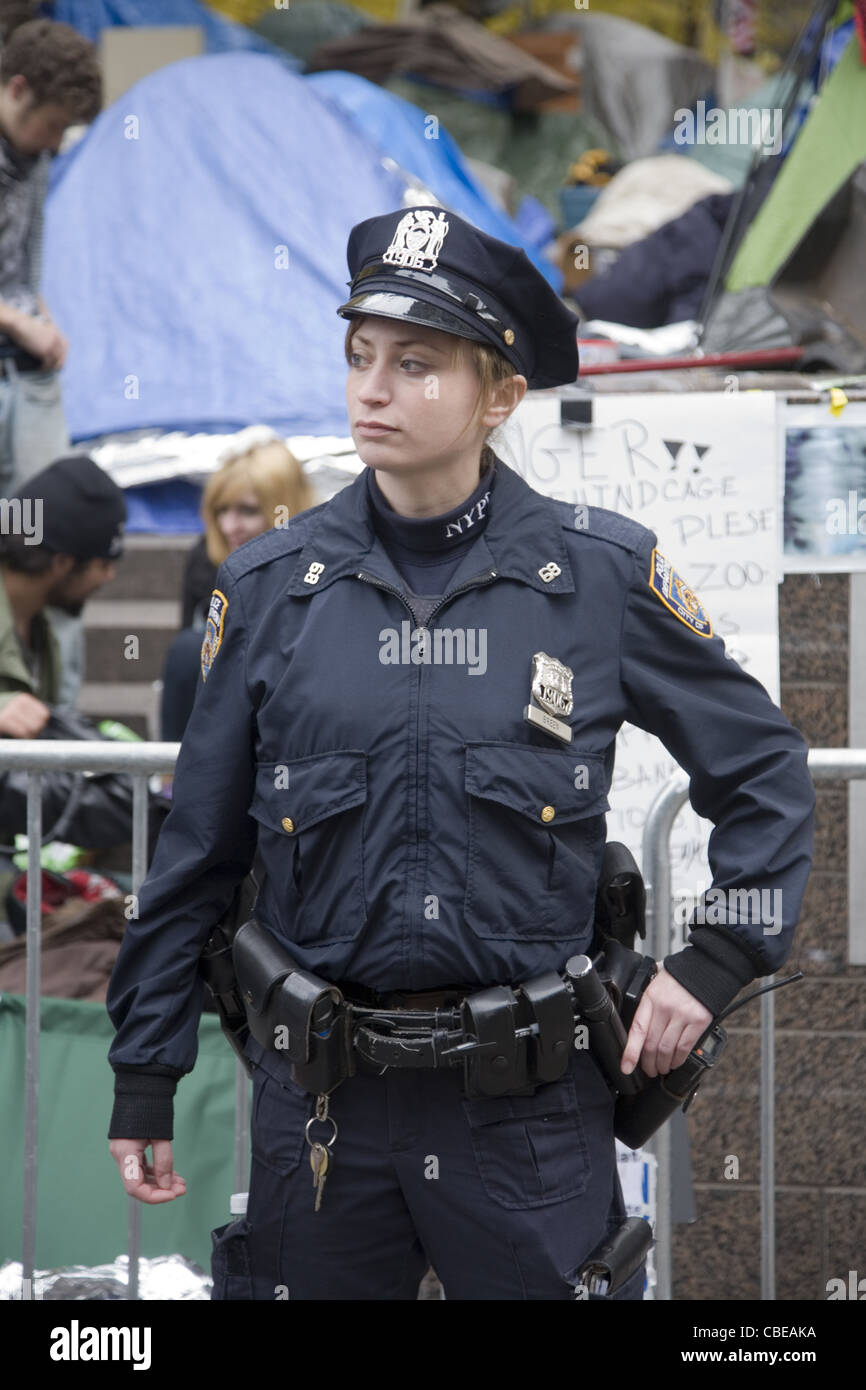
310, 1141, 330, 1212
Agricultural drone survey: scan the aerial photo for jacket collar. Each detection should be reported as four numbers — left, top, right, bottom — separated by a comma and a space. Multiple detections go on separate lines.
285, 458, 574, 599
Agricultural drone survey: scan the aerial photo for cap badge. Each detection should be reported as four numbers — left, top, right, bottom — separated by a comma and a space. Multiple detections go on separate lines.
383, 209, 449, 272
524, 651, 573, 743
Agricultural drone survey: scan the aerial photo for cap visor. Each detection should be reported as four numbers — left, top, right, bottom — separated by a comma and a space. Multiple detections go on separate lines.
337, 290, 489, 345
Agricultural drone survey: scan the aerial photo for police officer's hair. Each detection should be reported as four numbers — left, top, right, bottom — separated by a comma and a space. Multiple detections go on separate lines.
0, 532, 91, 576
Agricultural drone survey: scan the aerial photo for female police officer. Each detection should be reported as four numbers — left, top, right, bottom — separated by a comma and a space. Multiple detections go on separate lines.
107, 206, 814, 1300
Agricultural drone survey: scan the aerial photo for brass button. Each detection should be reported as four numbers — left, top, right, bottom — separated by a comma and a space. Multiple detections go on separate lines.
541, 805, 555, 823
281, 816, 294, 833
504, 328, 515, 345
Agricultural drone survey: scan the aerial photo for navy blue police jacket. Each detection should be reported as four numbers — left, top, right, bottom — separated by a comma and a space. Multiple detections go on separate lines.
107, 458, 815, 1120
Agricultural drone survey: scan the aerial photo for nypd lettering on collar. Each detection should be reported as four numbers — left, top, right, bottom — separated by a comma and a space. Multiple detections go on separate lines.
444, 489, 491, 539
649, 549, 712, 638
383, 209, 449, 272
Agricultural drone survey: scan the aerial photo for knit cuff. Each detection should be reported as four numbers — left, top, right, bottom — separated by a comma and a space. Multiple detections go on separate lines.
108, 1069, 179, 1140
664, 926, 759, 1017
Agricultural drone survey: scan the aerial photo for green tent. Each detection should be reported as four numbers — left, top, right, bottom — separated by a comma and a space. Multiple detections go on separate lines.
727, 37, 866, 290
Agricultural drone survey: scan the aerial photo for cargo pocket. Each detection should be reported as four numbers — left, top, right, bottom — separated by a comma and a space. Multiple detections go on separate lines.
249, 1057, 315, 1177
462, 1073, 590, 1210
464, 742, 609, 941
211, 1218, 253, 1300
249, 750, 367, 944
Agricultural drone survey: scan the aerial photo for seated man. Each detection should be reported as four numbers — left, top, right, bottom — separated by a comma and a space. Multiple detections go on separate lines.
0, 454, 125, 734
0, 454, 128, 933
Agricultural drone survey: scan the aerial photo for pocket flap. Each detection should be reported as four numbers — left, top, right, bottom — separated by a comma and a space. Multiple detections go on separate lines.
465, 743, 609, 825
463, 1074, 579, 1128
249, 750, 367, 834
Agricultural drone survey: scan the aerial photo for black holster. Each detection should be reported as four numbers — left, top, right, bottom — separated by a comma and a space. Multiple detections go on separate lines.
233, 918, 355, 1095
199, 874, 259, 1075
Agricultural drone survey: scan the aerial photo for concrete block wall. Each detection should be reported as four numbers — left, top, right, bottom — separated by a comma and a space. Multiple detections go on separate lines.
672, 574, 866, 1300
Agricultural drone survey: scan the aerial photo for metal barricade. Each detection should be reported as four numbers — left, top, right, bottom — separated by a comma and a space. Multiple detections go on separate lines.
2, 739, 179, 1300
643, 748, 864, 1300
13, 739, 857, 1301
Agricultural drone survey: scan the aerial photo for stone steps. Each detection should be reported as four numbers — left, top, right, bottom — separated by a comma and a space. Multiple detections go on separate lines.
78, 534, 200, 738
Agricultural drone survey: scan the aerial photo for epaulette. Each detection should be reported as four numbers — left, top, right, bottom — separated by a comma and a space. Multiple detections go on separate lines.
221, 501, 329, 582
553, 498, 654, 556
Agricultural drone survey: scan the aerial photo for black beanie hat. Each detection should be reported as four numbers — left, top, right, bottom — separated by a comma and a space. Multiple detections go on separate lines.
13, 455, 126, 560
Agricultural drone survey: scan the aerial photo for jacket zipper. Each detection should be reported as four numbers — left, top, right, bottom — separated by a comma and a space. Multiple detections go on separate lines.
356, 566, 498, 984
355, 567, 498, 626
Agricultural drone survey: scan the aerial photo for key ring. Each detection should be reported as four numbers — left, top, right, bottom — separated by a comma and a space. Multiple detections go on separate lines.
305, 1114, 338, 1147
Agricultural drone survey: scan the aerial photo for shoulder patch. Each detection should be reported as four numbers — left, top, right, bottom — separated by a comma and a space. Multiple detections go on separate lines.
201, 588, 228, 681
648, 549, 713, 638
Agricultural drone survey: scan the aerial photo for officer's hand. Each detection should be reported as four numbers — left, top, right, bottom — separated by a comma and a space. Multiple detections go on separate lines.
0, 692, 51, 738
621, 963, 712, 1078
109, 1138, 187, 1204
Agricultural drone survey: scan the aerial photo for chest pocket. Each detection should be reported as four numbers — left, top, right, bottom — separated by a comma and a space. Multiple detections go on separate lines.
248, 751, 367, 945
464, 742, 609, 942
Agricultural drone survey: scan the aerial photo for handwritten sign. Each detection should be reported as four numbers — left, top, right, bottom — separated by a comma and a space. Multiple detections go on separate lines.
500, 392, 781, 946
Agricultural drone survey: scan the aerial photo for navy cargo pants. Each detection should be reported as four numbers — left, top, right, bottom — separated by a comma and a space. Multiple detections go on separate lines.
211, 1038, 646, 1301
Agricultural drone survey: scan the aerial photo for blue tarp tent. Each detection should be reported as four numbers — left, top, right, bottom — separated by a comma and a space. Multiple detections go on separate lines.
43, 52, 406, 440
307, 71, 561, 285
53, 0, 292, 59
43, 52, 562, 444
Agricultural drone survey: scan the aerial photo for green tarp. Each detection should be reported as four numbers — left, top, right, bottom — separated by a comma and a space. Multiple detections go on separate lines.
727, 38, 866, 290
0, 994, 243, 1277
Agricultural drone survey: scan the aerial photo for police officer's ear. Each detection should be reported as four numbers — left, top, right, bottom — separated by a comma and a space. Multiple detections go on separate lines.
480, 374, 527, 430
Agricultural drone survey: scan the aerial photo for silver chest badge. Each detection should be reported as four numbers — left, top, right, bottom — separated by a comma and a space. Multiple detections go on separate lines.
383, 209, 449, 271
524, 651, 573, 744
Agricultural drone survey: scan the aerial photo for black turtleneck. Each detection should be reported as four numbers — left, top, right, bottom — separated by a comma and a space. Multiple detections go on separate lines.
366, 458, 496, 625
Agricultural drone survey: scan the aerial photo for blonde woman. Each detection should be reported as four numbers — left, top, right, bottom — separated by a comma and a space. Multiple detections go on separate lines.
161, 428, 315, 739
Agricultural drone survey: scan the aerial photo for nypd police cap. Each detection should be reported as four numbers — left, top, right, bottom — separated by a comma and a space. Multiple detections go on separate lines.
337, 205, 579, 390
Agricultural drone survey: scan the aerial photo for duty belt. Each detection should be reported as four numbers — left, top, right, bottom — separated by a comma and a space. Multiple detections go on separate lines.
229, 918, 587, 1100
333, 981, 469, 1070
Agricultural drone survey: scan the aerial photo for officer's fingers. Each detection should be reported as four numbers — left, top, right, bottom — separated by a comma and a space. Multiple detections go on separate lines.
110, 1140, 160, 1201
110, 1139, 182, 1204
669, 1017, 711, 1072
151, 1139, 185, 1194
621, 995, 653, 1074
648, 1016, 682, 1076
635, 991, 677, 1078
